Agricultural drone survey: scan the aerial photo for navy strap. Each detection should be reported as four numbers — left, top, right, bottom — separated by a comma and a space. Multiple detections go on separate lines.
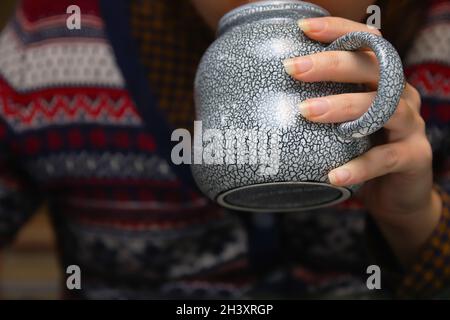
99, 0, 198, 190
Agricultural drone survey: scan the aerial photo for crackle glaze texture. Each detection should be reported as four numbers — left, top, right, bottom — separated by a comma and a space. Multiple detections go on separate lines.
192, 1, 405, 212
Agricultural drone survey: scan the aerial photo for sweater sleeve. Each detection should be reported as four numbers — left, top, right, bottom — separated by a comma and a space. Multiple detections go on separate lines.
365, 186, 450, 299
0, 10, 47, 248
0, 119, 43, 248
394, 186, 450, 298
0, 21, 43, 248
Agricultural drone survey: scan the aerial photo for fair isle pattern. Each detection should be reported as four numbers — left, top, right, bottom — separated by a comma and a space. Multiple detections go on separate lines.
27, 152, 176, 181
0, 0, 250, 300
405, 24, 450, 67
53, 212, 251, 299
12, 11, 105, 44
0, 92, 143, 131
397, 187, 450, 298
80, 276, 252, 299
405, 2, 450, 102
406, 64, 450, 101
0, 11, 139, 131
0, 25, 124, 91
62, 213, 249, 284
405, 0, 450, 67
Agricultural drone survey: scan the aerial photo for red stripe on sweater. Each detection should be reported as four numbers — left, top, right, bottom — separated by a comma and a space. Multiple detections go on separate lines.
421, 102, 450, 122
0, 78, 143, 128
21, 0, 101, 23
406, 63, 450, 98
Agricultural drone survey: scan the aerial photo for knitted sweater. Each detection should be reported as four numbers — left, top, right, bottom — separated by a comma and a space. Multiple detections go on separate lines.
0, 0, 448, 299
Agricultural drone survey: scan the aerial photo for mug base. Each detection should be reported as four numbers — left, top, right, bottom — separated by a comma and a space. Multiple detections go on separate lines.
216, 181, 351, 212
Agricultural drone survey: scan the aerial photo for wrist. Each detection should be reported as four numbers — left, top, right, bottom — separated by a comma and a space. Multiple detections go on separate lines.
374, 188, 443, 266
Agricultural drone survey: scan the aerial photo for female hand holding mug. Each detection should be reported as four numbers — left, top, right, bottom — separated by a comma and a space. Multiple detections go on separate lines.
283, 17, 443, 265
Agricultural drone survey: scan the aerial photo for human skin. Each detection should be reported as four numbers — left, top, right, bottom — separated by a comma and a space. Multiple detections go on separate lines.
190, 0, 443, 266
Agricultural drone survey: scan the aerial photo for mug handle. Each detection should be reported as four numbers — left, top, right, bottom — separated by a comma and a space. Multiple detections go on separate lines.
325, 31, 405, 140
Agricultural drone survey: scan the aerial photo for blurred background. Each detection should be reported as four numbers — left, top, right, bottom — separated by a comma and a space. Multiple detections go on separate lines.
0, 0, 60, 300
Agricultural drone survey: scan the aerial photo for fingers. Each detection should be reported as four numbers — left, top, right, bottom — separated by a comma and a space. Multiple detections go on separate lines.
292, 17, 429, 187
329, 143, 405, 186
328, 136, 433, 187
298, 17, 382, 43
383, 99, 426, 139
283, 17, 383, 86
299, 93, 421, 137
299, 92, 376, 122
403, 83, 422, 112
283, 50, 379, 86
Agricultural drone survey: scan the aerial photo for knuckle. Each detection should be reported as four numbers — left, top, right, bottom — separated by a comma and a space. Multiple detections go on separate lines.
372, 28, 382, 36
366, 51, 379, 67
423, 142, 433, 164
333, 17, 349, 29
391, 101, 408, 120
382, 146, 400, 171
364, 22, 382, 36
415, 115, 426, 132
394, 101, 420, 126
417, 137, 433, 167
341, 96, 357, 118
320, 17, 333, 30
326, 52, 341, 71
423, 143, 433, 166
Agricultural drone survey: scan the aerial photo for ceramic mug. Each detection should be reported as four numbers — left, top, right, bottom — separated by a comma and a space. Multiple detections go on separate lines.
191, 0, 405, 212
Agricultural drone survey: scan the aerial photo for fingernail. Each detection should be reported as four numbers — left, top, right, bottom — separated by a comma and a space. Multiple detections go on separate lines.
283, 57, 313, 75
298, 18, 326, 33
298, 98, 329, 117
283, 59, 296, 75
329, 168, 351, 185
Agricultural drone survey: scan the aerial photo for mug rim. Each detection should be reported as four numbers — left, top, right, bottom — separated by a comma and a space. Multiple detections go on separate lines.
218, 0, 330, 34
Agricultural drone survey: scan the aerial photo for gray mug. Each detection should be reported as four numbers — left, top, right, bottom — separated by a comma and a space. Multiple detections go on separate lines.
191, 0, 405, 212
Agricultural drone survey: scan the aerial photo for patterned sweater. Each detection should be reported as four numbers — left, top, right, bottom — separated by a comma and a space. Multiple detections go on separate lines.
0, 0, 448, 299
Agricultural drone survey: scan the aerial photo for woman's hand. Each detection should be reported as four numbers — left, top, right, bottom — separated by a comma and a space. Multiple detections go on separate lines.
283, 17, 442, 266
